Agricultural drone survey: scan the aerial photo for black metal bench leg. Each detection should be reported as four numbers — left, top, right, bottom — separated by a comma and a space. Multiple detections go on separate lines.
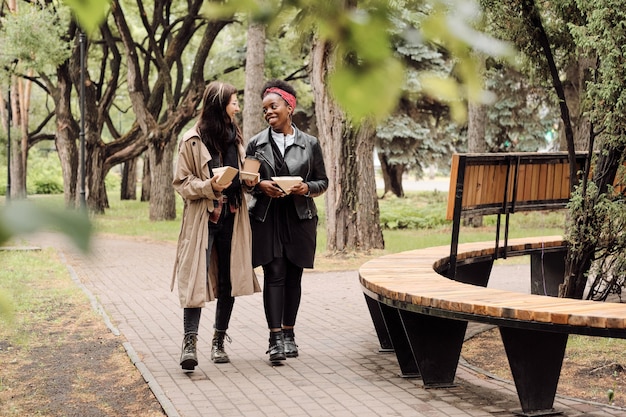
363, 294, 394, 352
530, 250, 566, 297
399, 309, 467, 387
378, 303, 421, 378
499, 327, 568, 416
453, 259, 493, 287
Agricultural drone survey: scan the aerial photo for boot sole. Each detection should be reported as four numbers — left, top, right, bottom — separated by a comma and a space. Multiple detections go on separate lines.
211, 357, 230, 364
180, 358, 198, 371
269, 353, 286, 363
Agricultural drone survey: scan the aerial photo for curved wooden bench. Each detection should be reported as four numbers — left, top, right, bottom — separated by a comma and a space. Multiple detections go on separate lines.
359, 236, 626, 417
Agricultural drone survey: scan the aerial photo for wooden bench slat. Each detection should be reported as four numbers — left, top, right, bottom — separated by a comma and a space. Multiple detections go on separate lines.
359, 237, 626, 331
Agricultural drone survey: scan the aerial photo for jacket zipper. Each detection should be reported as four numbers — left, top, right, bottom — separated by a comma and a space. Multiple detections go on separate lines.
254, 149, 276, 222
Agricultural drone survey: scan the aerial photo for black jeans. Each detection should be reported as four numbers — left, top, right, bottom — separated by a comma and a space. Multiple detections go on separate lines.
183, 210, 236, 334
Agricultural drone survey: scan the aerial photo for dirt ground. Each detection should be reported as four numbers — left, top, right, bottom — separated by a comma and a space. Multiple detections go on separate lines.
4, 318, 626, 417
0, 299, 165, 417
462, 327, 626, 409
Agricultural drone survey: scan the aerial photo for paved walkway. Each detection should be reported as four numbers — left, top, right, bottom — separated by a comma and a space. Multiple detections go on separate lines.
30, 233, 626, 417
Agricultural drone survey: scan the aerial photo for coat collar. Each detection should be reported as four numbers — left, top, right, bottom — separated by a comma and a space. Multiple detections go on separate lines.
181, 125, 245, 165
256, 125, 306, 148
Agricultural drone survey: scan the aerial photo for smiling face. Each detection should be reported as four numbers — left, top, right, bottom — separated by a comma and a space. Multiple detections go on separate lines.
262, 93, 293, 134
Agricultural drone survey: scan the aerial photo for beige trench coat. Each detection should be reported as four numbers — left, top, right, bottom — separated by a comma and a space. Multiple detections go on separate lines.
171, 127, 260, 308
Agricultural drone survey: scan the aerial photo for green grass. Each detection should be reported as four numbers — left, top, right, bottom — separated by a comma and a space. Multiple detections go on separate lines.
2, 190, 566, 264
92, 196, 183, 242
0, 249, 82, 341
0, 191, 565, 271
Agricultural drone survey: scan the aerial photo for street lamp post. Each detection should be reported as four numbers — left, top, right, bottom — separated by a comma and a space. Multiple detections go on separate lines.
79, 31, 86, 210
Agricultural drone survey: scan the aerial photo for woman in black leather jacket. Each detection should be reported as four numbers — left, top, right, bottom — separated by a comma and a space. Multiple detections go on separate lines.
245, 79, 328, 363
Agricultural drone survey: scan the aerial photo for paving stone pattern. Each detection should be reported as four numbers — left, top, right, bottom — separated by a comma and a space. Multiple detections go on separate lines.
33, 233, 626, 417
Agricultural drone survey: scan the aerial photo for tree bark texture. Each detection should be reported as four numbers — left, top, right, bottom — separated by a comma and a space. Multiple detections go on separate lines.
141, 155, 151, 202
120, 157, 137, 200
558, 57, 594, 152
54, 64, 80, 208
243, 21, 266, 142
377, 152, 405, 197
147, 134, 176, 220
8, 77, 26, 198
467, 101, 488, 153
4, 0, 26, 199
465, 100, 488, 227
310, 37, 384, 253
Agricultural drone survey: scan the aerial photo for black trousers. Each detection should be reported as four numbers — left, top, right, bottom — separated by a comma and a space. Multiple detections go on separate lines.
262, 255, 304, 329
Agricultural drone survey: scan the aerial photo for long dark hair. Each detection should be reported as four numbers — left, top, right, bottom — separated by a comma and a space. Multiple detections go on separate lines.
197, 81, 242, 156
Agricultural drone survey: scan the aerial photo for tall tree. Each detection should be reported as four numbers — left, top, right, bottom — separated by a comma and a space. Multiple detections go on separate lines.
0, 1, 65, 199
484, 0, 626, 299
63, 1, 237, 216
310, 35, 384, 252
376, 19, 454, 198
559, 0, 626, 299
243, 20, 266, 142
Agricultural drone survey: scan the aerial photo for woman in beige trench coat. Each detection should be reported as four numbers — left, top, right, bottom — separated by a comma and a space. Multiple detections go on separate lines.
171, 82, 260, 372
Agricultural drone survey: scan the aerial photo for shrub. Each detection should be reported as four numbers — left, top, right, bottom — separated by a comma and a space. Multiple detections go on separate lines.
33, 179, 63, 194
379, 191, 449, 230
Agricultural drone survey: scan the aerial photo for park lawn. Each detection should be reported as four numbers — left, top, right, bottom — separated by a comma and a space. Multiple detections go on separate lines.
5, 190, 566, 271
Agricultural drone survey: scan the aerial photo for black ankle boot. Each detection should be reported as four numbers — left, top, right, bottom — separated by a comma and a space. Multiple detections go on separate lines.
266, 331, 286, 363
211, 330, 231, 364
180, 333, 198, 371
283, 329, 298, 358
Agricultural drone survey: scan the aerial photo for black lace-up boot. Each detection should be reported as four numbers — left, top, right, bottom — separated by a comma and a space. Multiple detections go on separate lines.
211, 330, 231, 363
180, 332, 198, 371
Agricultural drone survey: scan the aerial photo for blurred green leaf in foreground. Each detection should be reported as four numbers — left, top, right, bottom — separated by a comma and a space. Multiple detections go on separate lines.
0, 200, 92, 252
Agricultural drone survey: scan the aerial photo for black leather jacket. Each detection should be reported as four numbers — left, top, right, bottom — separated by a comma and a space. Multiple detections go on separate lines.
246, 126, 328, 222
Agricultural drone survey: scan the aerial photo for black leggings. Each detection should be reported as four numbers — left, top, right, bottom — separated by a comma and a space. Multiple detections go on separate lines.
183, 212, 236, 335
262, 256, 304, 329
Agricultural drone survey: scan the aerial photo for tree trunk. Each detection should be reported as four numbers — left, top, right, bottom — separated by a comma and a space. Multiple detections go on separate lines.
559, 145, 625, 299
558, 57, 594, 152
82, 78, 109, 213
5, 0, 26, 199
465, 100, 488, 227
8, 76, 26, 199
141, 154, 150, 202
310, 36, 384, 252
120, 157, 137, 200
147, 133, 176, 220
54, 63, 80, 208
243, 21, 266, 142
84, 142, 109, 213
377, 152, 405, 197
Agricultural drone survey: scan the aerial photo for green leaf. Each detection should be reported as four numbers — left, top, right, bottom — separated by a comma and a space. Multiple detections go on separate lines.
62, 0, 110, 35
0, 200, 92, 252
330, 58, 404, 122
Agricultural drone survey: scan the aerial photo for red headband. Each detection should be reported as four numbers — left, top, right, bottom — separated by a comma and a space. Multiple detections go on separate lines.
263, 87, 296, 110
